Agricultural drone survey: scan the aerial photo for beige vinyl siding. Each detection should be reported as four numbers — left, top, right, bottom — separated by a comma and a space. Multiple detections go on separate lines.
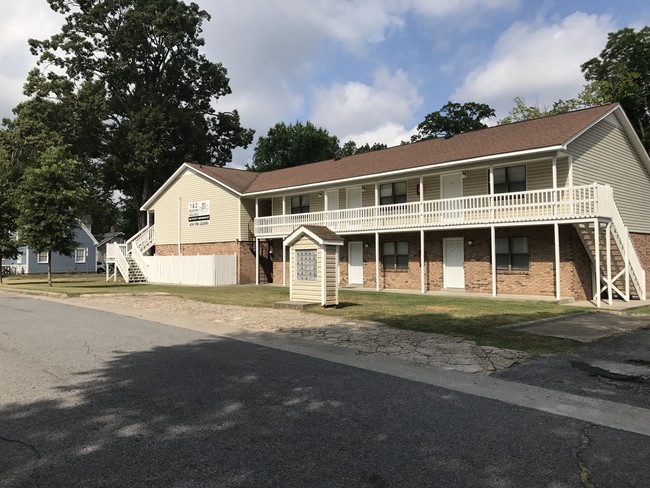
362, 187, 376, 207
151, 169, 242, 245
463, 169, 487, 196
310, 192, 325, 212
240, 199, 256, 241
325, 246, 337, 305
272, 196, 284, 216
422, 175, 440, 200
570, 120, 650, 233
291, 236, 321, 302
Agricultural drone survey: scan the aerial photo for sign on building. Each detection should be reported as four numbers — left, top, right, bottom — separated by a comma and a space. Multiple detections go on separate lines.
188, 200, 210, 227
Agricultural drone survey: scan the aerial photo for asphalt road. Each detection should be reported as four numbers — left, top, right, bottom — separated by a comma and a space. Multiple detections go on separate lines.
1, 293, 649, 487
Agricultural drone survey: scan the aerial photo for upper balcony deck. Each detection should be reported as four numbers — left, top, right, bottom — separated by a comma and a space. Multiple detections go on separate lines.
254, 184, 614, 238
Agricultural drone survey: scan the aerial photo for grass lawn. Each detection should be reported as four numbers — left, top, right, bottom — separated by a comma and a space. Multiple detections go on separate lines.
1, 274, 590, 355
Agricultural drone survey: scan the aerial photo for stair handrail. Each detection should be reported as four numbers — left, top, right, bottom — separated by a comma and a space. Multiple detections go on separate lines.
130, 241, 148, 281
126, 224, 155, 254
108, 242, 130, 283
602, 185, 646, 300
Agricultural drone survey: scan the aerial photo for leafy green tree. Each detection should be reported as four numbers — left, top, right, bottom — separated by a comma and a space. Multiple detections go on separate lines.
339, 141, 388, 157
581, 26, 650, 150
16, 146, 87, 286
0, 149, 20, 283
411, 102, 495, 141
29, 0, 254, 228
498, 96, 589, 125
248, 121, 340, 172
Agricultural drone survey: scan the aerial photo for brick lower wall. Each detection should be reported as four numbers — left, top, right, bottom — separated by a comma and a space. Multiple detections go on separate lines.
154, 225, 596, 300
630, 232, 650, 293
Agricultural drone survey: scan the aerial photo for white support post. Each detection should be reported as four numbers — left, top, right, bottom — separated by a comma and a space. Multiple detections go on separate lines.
554, 223, 561, 301
491, 226, 497, 297
420, 229, 425, 294
594, 219, 601, 308
282, 196, 286, 215
488, 167, 495, 220
606, 222, 612, 305
255, 238, 260, 285
374, 183, 379, 207
625, 235, 630, 300
375, 232, 380, 291
552, 155, 558, 217
568, 155, 574, 188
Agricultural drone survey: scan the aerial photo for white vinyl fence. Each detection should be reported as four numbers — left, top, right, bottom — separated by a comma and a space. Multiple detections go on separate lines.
143, 254, 237, 286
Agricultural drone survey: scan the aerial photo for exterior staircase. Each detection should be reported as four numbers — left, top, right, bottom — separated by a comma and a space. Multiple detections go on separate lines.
574, 215, 646, 303
106, 225, 155, 283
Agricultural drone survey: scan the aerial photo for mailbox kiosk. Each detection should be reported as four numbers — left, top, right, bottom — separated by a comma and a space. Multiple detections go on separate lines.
283, 225, 344, 306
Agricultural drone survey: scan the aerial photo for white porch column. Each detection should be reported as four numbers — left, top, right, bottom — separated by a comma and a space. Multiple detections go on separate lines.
374, 183, 379, 206
375, 232, 380, 291
554, 223, 561, 301
568, 155, 574, 188
552, 155, 557, 188
491, 226, 496, 297
606, 222, 612, 305
594, 219, 601, 308
420, 229, 425, 294
255, 238, 260, 285
282, 196, 286, 215
625, 235, 630, 300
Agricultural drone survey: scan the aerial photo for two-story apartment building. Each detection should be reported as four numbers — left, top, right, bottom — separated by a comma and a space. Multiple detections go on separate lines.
115, 104, 650, 306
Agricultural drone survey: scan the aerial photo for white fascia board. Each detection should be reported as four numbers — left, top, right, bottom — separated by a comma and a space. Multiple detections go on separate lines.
141, 163, 244, 211
79, 222, 99, 246
243, 145, 564, 197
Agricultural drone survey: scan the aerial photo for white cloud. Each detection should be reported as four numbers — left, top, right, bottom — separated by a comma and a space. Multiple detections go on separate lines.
343, 122, 417, 148
310, 67, 422, 140
451, 12, 615, 116
0, 1, 62, 116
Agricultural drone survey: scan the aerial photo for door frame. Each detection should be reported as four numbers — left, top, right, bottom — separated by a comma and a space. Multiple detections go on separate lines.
443, 237, 465, 289
348, 241, 364, 284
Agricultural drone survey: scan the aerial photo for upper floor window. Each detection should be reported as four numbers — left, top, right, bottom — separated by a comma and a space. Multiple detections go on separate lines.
291, 195, 310, 214
382, 241, 408, 270
493, 165, 526, 193
496, 237, 529, 270
380, 182, 407, 205
75, 248, 86, 263
37, 252, 48, 264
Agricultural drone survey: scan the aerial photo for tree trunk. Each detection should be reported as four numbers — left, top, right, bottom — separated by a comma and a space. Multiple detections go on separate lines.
47, 251, 52, 287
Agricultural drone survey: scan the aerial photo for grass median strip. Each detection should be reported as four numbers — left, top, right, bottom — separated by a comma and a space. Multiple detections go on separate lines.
1, 275, 588, 354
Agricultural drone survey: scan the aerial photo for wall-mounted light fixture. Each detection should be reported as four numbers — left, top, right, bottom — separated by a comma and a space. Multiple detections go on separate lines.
317, 192, 323, 198
467, 239, 473, 246
462, 172, 468, 178
361, 186, 367, 192
364, 243, 369, 248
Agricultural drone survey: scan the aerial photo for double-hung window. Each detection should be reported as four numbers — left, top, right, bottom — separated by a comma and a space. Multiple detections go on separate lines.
382, 241, 408, 269
75, 248, 86, 263
380, 182, 407, 205
495, 237, 529, 270
37, 252, 48, 264
291, 195, 310, 214
493, 165, 526, 193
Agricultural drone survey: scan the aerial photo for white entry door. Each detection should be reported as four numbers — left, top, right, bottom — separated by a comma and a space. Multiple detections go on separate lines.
347, 187, 362, 209
443, 238, 465, 289
326, 189, 339, 211
441, 173, 463, 223
348, 241, 364, 284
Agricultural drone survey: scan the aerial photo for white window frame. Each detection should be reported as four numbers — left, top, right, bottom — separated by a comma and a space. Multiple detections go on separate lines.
75, 248, 86, 264
37, 252, 48, 264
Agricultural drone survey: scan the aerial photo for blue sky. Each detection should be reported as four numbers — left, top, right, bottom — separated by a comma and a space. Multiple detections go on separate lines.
1, 0, 648, 167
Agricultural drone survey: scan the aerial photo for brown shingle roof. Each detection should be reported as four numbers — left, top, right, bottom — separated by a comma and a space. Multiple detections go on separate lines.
243, 104, 618, 193
185, 163, 259, 194
301, 225, 344, 243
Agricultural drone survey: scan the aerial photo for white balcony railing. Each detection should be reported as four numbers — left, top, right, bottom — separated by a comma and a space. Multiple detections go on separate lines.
254, 184, 611, 238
